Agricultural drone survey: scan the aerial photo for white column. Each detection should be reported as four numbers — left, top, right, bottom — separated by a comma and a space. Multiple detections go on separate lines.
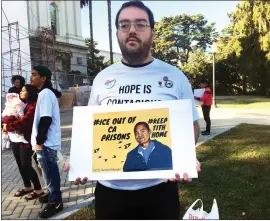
74, 1, 83, 37
38, 1, 50, 28
64, 1, 69, 37
28, 1, 39, 31
56, 1, 66, 37
66, 1, 76, 36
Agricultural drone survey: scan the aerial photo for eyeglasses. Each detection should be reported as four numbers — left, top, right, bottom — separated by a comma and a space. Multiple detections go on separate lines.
118, 21, 150, 32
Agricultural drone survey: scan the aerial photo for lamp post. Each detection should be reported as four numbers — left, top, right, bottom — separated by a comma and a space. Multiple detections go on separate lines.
212, 41, 217, 108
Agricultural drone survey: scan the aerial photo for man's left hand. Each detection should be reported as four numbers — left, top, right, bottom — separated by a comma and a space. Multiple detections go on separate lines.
35, 144, 43, 151
165, 159, 201, 183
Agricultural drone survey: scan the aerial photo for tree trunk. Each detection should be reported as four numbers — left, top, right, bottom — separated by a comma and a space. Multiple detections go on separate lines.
242, 76, 247, 94
107, 0, 113, 64
89, 0, 94, 67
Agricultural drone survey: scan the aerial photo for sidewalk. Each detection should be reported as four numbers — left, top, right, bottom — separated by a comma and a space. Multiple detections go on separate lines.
1, 137, 96, 220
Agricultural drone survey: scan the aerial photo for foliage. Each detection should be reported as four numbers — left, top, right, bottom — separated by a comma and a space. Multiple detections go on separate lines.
216, 1, 270, 95
85, 38, 109, 76
181, 49, 212, 86
252, 1, 270, 59
152, 14, 218, 66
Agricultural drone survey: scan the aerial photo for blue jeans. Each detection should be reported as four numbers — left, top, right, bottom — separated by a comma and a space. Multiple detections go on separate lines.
36, 146, 62, 203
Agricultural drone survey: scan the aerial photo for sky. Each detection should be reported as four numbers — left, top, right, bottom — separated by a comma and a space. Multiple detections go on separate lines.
81, 1, 241, 53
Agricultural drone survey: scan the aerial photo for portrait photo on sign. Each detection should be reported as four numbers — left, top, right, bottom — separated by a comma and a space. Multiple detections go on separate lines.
69, 100, 198, 181
92, 108, 172, 174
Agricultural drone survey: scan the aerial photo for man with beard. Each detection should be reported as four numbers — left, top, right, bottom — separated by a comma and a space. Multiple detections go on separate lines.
123, 122, 172, 172
67, 0, 201, 219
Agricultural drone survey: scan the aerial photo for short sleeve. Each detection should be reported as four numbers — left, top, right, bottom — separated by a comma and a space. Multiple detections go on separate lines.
88, 80, 100, 106
180, 76, 199, 122
38, 90, 54, 117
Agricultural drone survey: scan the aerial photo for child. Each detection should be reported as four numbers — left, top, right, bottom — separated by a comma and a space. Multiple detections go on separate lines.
194, 78, 212, 135
2, 93, 28, 144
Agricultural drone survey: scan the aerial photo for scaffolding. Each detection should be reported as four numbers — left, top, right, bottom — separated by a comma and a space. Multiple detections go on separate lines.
1, 20, 32, 96
1, 21, 23, 76
1, 4, 88, 96
1, 24, 58, 95
8, 22, 22, 75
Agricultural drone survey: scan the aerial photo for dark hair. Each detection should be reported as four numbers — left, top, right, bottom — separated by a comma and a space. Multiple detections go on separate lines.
23, 84, 38, 102
11, 75, 25, 86
115, 0, 155, 29
134, 121, 150, 133
32, 65, 62, 98
33, 65, 52, 85
200, 77, 208, 84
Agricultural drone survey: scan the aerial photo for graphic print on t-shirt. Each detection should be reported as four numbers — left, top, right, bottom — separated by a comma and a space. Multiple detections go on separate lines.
105, 83, 166, 105
92, 108, 172, 173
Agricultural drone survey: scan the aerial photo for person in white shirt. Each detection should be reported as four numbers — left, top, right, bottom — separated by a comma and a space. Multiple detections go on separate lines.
66, 0, 201, 219
30, 65, 63, 219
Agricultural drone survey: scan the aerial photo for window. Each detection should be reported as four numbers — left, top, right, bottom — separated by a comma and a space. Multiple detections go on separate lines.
77, 57, 83, 65
50, 4, 57, 34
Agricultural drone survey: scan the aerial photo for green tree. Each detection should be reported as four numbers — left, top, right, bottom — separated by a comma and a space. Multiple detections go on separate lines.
182, 49, 212, 85
215, 29, 244, 94
253, 1, 270, 60
216, 0, 270, 95
152, 14, 218, 66
85, 38, 109, 76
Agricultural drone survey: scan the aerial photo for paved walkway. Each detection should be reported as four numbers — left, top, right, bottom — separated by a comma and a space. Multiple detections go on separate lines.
1, 107, 270, 219
196, 107, 270, 145
1, 137, 96, 220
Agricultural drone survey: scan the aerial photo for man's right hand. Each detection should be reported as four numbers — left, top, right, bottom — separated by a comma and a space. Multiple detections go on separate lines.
64, 162, 88, 185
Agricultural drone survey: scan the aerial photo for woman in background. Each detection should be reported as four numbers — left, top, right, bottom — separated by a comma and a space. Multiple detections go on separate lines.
194, 78, 213, 135
3, 84, 44, 200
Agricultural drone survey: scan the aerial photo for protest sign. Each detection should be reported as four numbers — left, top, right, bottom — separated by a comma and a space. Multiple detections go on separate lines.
69, 100, 198, 180
194, 89, 205, 105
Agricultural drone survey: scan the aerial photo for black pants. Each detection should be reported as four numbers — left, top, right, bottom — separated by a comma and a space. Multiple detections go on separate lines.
11, 141, 42, 190
202, 105, 211, 132
95, 182, 180, 220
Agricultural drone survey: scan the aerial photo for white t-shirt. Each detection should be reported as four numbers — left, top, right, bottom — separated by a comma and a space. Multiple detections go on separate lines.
31, 88, 61, 150
88, 58, 199, 190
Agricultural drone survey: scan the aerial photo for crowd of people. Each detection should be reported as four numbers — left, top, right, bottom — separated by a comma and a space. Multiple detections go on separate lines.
1, 0, 215, 219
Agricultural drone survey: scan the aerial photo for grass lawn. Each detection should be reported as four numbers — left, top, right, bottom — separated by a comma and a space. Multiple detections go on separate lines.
216, 96, 270, 109
66, 124, 270, 220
